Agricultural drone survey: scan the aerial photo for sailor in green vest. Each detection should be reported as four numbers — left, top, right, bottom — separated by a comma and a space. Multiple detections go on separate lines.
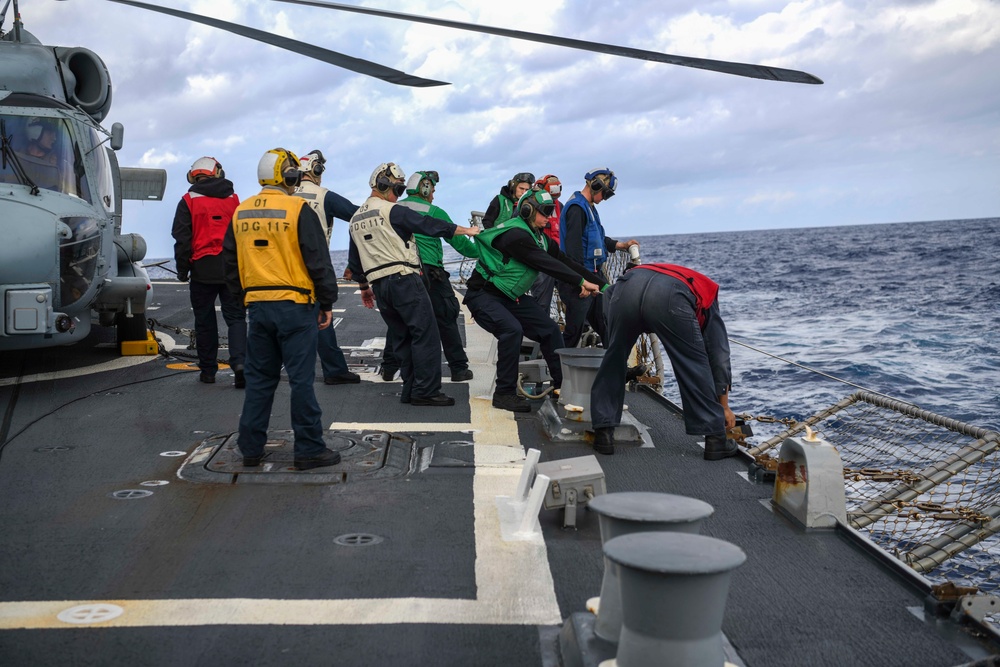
346, 163, 480, 407
481, 171, 534, 229
379, 170, 478, 383
464, 189, 606, 413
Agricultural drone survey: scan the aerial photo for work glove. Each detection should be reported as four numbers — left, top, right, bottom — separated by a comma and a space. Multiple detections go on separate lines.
177, 271, 189, 283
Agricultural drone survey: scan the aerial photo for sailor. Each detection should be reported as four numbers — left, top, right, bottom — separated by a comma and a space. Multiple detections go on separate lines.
465, 189, 605, 413
18, 117, 63, 191
481, 171, 535, 229
557, 167, 639, 348
222, 148, 341, 471
171, 156, 247, 387
590, 263, 737, 458
294, 149, 362, 386
347, 163, 480, 406
528, 174, 564, 314
380, 170, 478, 383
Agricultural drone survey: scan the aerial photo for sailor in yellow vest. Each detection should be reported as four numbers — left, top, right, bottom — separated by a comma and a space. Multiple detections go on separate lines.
346, 163, 480, 407
222, 148, 341, 471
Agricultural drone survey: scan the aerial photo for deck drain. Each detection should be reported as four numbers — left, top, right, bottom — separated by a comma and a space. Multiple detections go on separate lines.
34, 445, 74, 453
110, 489, 153, 500
140, 480, 170, 487
160, 451, 186, 457
333, 533, 384, 547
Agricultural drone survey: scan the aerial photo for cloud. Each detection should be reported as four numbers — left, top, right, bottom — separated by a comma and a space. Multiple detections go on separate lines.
20, 0, 1000, 259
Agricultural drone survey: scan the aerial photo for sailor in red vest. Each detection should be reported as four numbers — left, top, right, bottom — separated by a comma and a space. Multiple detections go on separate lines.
589, 264, 737, 458
172, 157, 246, 387
528, 174, 564, 315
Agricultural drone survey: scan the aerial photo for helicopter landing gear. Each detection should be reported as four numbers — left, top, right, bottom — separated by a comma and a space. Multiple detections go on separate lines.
115, 312, 148, 349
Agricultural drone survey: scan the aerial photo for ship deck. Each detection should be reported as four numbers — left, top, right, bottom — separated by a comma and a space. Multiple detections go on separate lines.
0, 280, 994, 666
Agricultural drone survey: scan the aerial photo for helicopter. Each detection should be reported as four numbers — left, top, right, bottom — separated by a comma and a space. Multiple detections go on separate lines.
0, 0, 820, 353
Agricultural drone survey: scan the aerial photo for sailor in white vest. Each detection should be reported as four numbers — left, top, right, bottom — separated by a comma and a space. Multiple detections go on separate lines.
294, 150, 361, 386
346, 163, 480, 406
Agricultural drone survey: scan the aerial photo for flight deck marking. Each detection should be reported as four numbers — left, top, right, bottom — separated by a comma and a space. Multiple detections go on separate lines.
0, 332, 176, 387
0, 292, 562, 629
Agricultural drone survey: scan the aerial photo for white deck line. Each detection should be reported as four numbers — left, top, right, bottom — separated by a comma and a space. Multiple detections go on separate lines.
0, 291, 563, 629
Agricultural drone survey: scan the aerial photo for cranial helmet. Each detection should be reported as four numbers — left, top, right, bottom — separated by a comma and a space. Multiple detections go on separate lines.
187, 156, 224, 184
535, 174, 562, 198
517, 188, 555, 222
405, 170, 439, 198
26, 117, 57, 142
585, 167, 617, 199
369, 162, 407, 197
299, 149, 326, 178
257, 148, 301, 188
508, 171, 535, 193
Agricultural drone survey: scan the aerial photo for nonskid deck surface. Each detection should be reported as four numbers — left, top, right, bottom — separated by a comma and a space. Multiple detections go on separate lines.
0, 281, 988, 666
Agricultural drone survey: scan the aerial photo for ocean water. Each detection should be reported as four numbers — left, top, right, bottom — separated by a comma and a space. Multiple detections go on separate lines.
630, 217, 1000, 436
154, 217, 1000, 433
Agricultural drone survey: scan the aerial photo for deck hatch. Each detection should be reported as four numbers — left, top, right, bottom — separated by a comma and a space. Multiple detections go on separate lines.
178, 429, 417, 484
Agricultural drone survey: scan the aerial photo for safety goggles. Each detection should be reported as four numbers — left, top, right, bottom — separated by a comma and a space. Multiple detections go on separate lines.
513, 172, 535, 185
591, 179, 615, 199
423, 170, 440, 184
391, 182, 407, 197
538, 205, 555, 218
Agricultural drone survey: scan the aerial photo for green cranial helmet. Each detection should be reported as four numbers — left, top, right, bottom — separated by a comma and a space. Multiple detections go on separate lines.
517, 188, 555, 221
405, 170, 439, 198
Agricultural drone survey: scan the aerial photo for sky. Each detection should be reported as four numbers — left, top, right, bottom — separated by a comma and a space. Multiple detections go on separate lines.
23, 0, 1000, 259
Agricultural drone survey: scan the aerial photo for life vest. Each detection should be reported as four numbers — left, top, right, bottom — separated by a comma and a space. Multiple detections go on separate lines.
231, 189, 316, 305
559, 191, 606, 272
474, 216, 547, 301
349, 196, 421, 282
183, 191, 240, 261
633, 264, 719, 328
496, 194, 515, 228
294, 180, 332, 242
541, 199, 563, 245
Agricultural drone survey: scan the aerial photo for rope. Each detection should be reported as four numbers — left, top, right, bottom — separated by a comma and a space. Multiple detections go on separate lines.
728, 337, 912, 406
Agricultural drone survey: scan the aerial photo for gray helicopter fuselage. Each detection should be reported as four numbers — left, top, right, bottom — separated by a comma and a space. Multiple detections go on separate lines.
0, 33, 154, 351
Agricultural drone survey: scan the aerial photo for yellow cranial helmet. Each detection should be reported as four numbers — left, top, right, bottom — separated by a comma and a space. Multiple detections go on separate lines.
257, 148, 301, 188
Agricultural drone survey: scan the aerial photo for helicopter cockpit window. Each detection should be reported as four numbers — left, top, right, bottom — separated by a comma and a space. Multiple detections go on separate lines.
0, 113, 90, 201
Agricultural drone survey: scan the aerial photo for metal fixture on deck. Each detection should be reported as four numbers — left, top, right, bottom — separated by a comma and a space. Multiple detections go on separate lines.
538, 348, 650, 446
601, 532, 746, 667
771, 427, 847, 529
560, 492, 729, 667
535, 455, 607, 529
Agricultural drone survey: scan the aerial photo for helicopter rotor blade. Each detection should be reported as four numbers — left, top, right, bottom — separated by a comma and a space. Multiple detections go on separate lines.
105, 0, 449, 88
273, 0, 823, 85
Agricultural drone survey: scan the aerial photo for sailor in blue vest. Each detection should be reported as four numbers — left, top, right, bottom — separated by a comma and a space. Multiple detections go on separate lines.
465, 189, 605, 413
590, 264, 737, 458
294, 150, 362, 386
557, 168, 639, 348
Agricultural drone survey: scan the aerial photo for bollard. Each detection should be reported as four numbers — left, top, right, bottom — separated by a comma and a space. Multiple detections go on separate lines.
589, 493, 714, 644
556, 348, 606, 422
603, 532, 746, 667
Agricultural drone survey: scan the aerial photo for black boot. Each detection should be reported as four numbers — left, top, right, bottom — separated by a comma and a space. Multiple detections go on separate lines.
704, 434, 739, 461
492, 393, 531, 413
592, 427, 614, 456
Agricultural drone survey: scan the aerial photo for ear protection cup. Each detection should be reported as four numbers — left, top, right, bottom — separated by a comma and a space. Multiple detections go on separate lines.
519, 201, 534, 221
27, 121, 43, 142
312, 161, 325, 176
418, 179, 433, 198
